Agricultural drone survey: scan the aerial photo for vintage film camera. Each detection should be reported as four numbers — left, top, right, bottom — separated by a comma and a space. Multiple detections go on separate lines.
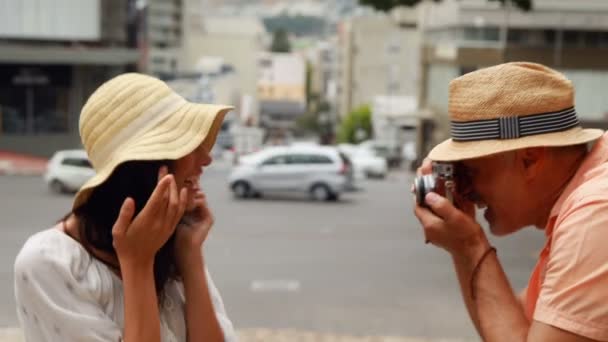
413, 162, 456, 208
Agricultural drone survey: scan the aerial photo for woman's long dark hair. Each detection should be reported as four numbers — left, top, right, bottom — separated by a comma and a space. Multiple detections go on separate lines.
72, 160, 179, 302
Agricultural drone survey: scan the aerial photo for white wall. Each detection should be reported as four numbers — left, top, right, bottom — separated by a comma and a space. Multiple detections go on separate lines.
560, 69, 608, 120
0, 0, 100, 40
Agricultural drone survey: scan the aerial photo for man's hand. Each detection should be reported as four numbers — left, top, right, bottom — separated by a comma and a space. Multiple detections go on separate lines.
414, 191, 488, 258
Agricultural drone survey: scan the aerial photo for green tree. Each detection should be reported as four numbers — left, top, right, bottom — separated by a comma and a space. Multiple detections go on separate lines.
270, 28, 291, 53
359, 0, 532, 11
337, 105, 373, 144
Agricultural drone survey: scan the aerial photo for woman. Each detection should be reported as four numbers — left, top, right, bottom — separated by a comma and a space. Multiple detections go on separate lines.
14, 73, 237, 341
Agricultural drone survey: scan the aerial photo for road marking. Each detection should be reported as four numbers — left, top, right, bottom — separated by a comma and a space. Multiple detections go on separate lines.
250, 279, 301, 293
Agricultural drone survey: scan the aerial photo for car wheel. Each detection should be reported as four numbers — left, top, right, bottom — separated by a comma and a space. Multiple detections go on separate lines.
232, 181, 251, 199
310, 184, 332, 201
50, 179, 66, 194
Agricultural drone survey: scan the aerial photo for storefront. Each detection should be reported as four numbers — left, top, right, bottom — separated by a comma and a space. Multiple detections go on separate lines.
0, 65, 72, 135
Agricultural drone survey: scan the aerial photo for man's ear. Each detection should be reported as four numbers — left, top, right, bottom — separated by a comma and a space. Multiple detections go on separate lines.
518, 147, 547, 180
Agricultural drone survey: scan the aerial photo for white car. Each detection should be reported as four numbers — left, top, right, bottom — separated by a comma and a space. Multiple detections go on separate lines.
44, 150, 95, 193
228, 145, 355, 201
338, 144, 388, 179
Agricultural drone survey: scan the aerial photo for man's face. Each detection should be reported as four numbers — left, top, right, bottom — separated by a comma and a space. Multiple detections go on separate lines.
459, 152, 530, 236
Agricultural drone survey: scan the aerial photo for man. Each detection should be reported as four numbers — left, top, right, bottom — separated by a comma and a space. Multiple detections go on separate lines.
414, 62, 608, 341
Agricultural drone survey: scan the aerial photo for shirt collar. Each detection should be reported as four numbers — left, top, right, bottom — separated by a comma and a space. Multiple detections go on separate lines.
546, 132, 608, 235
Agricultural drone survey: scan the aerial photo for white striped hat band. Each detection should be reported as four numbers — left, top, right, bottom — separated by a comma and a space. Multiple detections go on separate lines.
450, 107, 579, 142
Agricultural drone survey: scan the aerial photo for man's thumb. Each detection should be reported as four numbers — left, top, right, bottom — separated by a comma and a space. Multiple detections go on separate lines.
425, 192, 456, 221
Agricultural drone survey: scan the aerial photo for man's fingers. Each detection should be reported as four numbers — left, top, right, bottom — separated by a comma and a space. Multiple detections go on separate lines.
112, 197, 135, 237
414, 204, 442, 243
424, 192, 462, 223
417, 157, 432, 176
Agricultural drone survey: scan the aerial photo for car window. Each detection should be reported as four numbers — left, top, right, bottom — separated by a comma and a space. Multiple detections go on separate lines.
61, 157, 92, 168
287, 154, 333, 165
261, 155, 287, 166
311, 155, 333, 164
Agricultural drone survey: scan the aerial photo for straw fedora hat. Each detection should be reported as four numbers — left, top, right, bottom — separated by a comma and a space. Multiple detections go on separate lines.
429, 62, 603, 162
73, 73, 233, 209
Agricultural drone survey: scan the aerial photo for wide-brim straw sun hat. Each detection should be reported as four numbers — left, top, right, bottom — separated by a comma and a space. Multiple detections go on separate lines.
73, 73, 233, 209
429, 62, 603, 162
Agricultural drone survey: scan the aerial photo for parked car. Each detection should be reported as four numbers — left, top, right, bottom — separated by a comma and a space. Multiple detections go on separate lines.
338, 143, 388, 179
44, 150, 95, 193
228, 145, 355, 201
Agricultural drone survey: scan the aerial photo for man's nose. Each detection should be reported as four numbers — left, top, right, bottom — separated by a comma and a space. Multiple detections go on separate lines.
201, 154, 212, 167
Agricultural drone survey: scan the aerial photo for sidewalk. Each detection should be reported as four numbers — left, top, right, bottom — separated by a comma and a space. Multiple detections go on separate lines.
0, 151, 47, 176
0, 328, 476, 342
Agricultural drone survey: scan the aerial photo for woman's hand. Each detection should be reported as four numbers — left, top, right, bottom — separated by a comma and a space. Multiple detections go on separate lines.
175, 186, 214, 272
112, 166, 188, 268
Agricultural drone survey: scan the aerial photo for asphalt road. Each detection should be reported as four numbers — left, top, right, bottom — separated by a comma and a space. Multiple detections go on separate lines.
0, 164, 545, 340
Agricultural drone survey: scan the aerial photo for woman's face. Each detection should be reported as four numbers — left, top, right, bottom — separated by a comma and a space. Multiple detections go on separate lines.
172, 142, 212, 209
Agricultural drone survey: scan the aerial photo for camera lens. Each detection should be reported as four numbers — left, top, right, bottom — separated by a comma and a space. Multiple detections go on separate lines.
414, 174, 435, 207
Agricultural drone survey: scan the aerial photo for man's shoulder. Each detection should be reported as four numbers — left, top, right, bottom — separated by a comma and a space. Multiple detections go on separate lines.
565, 161, 608, 208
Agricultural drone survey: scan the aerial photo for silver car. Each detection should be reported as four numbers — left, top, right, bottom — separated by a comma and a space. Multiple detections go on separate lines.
228, 145, 355, 201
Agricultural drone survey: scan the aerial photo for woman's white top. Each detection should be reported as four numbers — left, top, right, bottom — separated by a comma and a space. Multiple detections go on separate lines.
14, 229, 237, 342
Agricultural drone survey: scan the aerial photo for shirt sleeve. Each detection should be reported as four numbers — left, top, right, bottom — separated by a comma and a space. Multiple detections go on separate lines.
14, 241, 123, 342
205, 268, 238, 342
533, 194, 608, 341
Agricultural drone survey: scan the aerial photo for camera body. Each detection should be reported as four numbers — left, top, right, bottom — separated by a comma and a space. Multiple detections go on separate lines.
414, 162, 456, 208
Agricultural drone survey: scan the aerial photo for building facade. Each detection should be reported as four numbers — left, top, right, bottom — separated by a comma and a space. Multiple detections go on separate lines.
145, 0, 183, 76
419, 0, 608, 149
257, 52, 307, 129
179, 15, 268, 125
0, 0, 140, 156
337, 9, 421, 119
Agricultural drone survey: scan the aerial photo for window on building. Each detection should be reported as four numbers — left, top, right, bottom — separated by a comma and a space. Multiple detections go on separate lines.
387, 81, 400, 93
584, 31, 601, 48
259, 59, 272, 68
460, 66, 477, 76
563, 30, 583, 47
601, 32, 608, 48
464, 27, 500, 42
0, 65, 71, 134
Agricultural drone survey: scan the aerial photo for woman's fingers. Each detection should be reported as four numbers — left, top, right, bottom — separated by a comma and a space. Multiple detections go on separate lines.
141, 174, 172, 219
175, 187, 188, 224
112, 197, 135, 241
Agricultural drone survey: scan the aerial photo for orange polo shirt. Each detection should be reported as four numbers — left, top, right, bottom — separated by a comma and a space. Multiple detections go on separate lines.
526, 132, 608, 341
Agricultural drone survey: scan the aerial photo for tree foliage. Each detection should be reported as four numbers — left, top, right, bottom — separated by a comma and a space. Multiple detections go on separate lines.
337, 105, 373, 144
270, 28, 291, 53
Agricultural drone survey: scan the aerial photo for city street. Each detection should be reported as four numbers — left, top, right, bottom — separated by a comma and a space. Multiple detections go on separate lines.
0, 164, 545, 340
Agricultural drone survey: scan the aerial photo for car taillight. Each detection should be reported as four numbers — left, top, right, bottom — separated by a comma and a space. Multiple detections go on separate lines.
339, 163, 348, 175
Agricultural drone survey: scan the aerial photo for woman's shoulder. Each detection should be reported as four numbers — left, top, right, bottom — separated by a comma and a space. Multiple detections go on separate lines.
15, 228, 95, 282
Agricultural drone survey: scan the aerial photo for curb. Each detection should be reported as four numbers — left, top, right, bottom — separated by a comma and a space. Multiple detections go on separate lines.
0, 151, 47, 176
0, 327, 476, 342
